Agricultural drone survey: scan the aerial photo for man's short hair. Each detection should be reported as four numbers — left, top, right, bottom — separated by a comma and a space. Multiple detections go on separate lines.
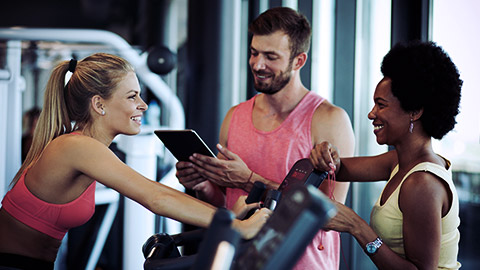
249, 7, 312, 60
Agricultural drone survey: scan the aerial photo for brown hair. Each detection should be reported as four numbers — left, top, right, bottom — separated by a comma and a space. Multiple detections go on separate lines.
248, 7, 312, 60
12, 53, 134, 186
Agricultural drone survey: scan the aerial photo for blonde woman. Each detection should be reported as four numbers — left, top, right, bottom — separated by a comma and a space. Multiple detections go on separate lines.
0, 53, 270, 270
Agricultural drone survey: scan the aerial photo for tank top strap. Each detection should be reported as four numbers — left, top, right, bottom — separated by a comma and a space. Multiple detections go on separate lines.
402, 161, 452, 188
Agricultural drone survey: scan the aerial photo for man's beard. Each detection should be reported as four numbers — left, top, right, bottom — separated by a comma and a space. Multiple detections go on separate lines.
253, 62, 293, 95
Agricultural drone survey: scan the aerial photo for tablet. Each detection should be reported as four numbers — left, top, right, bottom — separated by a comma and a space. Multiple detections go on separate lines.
154, 129, 216, 162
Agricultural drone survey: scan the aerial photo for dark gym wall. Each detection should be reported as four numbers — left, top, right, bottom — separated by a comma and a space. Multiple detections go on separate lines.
391, 0, 430, 44
333, 0, 356, 122
184, 0, 224, 149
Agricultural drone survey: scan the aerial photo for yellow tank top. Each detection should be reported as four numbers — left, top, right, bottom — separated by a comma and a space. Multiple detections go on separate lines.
370, 160, 461, 269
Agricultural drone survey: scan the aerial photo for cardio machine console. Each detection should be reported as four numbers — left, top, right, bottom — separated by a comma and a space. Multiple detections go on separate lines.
277, 158, 328, 193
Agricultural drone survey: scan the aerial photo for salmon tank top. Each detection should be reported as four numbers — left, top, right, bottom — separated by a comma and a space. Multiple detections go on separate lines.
2, 169, 96, 240
227, 92, 341, 270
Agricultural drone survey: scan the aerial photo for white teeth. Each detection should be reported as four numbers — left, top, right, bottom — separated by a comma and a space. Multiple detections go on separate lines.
257, 75, 266, 79
131, 116, 141, 121
374, 125, 384, 131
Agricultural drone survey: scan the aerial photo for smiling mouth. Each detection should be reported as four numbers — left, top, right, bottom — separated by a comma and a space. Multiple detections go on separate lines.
373, 125, 384, 132
131, 116, 142, 123
255, 72, 272, 80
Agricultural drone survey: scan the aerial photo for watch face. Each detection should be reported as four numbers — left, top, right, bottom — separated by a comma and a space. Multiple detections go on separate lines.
366, 244, 377, 254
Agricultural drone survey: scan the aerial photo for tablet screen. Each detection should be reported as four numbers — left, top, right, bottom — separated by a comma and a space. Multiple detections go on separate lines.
154, 129, 216, 162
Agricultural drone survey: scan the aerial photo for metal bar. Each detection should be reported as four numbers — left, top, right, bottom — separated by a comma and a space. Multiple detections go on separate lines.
0, 27, 185, 129
0, 69, 10, 80
86, 192, 120, 270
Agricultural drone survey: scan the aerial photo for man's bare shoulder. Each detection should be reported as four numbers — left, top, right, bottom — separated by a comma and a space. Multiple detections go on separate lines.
313, 99, 350, 123
311, 99, 354, 150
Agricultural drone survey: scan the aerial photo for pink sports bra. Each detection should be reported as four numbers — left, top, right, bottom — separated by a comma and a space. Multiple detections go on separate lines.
1, 170, 96, 240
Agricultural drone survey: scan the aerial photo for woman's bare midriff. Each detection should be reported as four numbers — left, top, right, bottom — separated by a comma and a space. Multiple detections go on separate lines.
0, 209, 61, 262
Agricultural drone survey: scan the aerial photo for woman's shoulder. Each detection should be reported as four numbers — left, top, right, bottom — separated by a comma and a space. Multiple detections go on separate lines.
42, 133, 107, 162
51, 133, 103, 147
399, 161, 451, 210
36, 133, 121, 179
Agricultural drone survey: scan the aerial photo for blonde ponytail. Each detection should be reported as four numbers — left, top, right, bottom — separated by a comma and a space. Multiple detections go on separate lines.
11, 61, 72, 186
10, 53, 133, 186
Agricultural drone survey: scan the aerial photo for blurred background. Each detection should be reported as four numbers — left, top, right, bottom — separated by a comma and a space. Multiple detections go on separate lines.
0, 0, 479, 269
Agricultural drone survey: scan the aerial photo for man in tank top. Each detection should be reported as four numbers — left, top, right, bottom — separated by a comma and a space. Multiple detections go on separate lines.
176, 7, 355, 270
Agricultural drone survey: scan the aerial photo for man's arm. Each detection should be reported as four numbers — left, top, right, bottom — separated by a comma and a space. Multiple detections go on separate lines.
311, 101, 355, 203
188, 106, 281, 192
216, 106, 282, 191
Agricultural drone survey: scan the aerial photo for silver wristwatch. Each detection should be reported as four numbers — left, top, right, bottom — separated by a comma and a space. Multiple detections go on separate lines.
365, 237, 383, 256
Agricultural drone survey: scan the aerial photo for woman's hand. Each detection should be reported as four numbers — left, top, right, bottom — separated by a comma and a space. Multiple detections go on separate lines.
233, 208, 272, 239
231, 195, 262, 219
310, 141, 341, 175
323, 200, 367, 236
